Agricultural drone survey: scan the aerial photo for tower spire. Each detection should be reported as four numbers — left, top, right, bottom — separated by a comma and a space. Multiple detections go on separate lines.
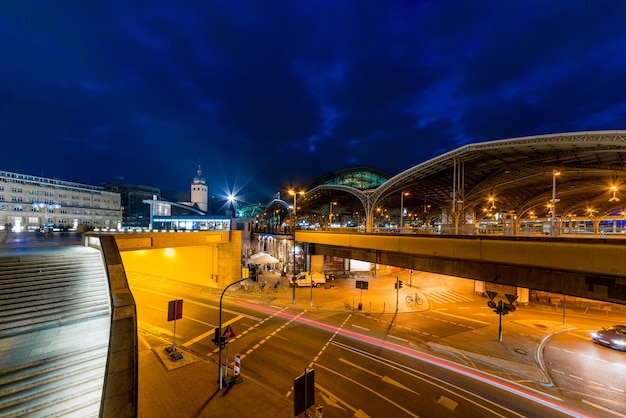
191, 164, 208, 211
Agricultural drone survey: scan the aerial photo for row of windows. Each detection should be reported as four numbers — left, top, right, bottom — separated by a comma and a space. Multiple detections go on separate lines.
1, 171, 108, 193
3, 216, 115, 226
1, 204, 118, 215
0, 200, 120, 210
14, 189, 108, 202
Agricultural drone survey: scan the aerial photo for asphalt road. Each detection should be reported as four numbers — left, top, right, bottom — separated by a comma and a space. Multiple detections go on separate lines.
129, 272, 624, 417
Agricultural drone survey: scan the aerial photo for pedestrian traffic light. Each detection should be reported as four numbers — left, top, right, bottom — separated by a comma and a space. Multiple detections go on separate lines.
211, 328, 228, 347
398, 280, 403, 289
494, 302, 502, 315
212, 327, 220, 346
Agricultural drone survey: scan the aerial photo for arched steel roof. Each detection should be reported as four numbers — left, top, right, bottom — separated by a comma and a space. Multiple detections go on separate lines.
296, 131, 626, 222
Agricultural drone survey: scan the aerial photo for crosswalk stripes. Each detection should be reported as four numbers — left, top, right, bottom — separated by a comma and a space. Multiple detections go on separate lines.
424, 290, 475, 304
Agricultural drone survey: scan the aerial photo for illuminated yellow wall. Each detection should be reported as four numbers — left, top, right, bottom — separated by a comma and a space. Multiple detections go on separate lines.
120, 246, 215, 286
117, 231, 243, 288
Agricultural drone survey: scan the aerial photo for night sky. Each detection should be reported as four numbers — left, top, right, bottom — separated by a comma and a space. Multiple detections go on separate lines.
2, 1, 626, 205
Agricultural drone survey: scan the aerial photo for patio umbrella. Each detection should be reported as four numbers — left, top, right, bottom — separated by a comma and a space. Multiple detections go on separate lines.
249, 252, 279, 264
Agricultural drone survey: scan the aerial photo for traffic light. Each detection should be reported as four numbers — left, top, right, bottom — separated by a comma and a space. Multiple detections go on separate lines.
502, 303, 516, 315
211, 328, 228, 348
394, 282, 398, 289
398, 280, 403, 289
487, 300, 497, 313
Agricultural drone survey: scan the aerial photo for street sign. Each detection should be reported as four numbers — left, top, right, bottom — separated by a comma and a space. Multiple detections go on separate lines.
356, 280, 368, 290
293, 368, 315, 416
223, 325, 236, 338
167, 299, 183, 321
234, 354, 241, 376
486, 291, 498, 301
505, 293, 518, 304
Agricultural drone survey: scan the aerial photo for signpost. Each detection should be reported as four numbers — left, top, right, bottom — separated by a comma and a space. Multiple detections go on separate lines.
355, 280, 368, 310
217, 279, 246, 389
293, 368, 315, 417
223, 325, 236, 378
486, 291, 517, 342
166, 299, 183, 361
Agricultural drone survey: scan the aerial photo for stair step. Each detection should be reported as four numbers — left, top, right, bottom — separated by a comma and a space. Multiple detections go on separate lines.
0, 371, 105, 417
0, 267, 106, 286
0, 308, 111, 339
0, 246, 111, 417
0, 285, 109, 309
0, 289, 109, 316
0, 355, 106, 402
0, 344, 109, 386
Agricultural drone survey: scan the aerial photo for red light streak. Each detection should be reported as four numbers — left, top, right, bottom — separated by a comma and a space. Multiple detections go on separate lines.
237, 301, 591, 417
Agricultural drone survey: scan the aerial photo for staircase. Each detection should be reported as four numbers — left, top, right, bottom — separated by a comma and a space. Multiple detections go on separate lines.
0, 246, 112, 417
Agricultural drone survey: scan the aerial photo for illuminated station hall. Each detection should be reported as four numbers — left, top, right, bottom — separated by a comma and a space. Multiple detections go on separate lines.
2, 131, 626, 416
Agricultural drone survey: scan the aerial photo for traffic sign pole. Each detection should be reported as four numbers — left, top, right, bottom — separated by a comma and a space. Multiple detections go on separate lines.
218, 279, 243, 389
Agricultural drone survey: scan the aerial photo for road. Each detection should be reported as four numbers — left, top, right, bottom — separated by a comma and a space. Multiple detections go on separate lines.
128, 272, 624, 417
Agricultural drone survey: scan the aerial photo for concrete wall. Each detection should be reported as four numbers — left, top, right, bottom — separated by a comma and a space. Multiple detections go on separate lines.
114, 231, 243, 288
87, 234, 138, 418
297, 231, 626, 305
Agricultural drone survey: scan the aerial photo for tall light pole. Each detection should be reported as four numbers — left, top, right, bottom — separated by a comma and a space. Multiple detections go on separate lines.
551, 170, 561, 237
400, 192, 409, 233
288, 190, 305, 276
218, 279, 244, 389
35, 202, 61, 230
227, 194, 237, 218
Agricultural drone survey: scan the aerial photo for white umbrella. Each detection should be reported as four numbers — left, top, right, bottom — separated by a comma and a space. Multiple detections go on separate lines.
249, 252, 279, 264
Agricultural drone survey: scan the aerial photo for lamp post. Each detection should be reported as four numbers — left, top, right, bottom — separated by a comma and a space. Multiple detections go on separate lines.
35, 202, 61, 230
288, 190, 305, 277
400, 192, 409, 233
551, 170, 561, 237
329, 202, 336, 229
218, 279, 244, 389
227, 194, 237, 217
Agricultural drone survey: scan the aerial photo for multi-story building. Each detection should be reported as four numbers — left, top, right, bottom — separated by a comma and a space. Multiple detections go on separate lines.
0, 170, 122, 232
101, 183, 160, 228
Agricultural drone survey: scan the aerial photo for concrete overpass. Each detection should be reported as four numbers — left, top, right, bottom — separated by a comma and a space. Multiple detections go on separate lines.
297, 230, 626, 305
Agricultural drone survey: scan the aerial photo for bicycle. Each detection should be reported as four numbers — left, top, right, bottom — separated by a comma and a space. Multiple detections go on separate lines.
266, 281, 280, 293
255, 281, 268, 294
405, 293, 423, 305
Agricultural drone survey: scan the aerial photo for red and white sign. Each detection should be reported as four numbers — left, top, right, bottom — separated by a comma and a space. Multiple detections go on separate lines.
233, 354, 241, 376
223, 325, 236, 338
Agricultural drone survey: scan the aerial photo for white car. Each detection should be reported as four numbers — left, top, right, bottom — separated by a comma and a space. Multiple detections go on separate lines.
292, 272, 326, 287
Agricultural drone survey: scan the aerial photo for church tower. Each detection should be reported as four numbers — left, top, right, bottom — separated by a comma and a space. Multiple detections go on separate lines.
191, 165, 208, 212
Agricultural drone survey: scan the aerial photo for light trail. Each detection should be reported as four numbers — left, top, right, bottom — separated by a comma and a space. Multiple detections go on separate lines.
237, 300, 592, 418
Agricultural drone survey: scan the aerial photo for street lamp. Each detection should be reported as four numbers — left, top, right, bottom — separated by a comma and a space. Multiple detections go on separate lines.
226, 194, 239, 219
400, 192, 409, 233
288, 190, 305, 277
34, 202, 61, 230
288, 190, 305, 230
609, 185, 620, 202
217, 279, 244, 389
551, 170, 561, 237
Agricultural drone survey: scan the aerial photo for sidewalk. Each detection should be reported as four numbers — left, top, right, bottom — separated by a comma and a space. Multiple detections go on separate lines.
137, 272, 571, 417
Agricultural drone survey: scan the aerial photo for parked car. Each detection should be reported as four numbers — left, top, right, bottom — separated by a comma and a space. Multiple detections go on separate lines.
291, 272, 326, 287
591, 325, 626, 351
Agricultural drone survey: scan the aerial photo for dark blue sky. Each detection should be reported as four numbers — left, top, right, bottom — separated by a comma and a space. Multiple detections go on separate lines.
2, 1, 626, 204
